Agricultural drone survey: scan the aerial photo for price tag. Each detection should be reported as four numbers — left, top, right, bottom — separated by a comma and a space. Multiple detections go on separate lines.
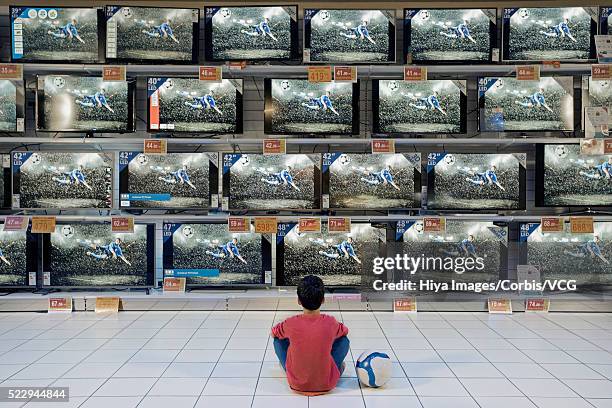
372, 139, 395, 154
228, 61, 247, 70
31, 216, 56, 234
163, 277, 186, 293
308, 66, 332, 83
0, 64, 23, 80
516, 65, 540, 81
540, 217, 564, 233
542, 60, 560, 69
3, 216, 29, 232
488, 298, 512, 314
102, 66, 126, 81
604, 139, 612, 154
328, 217, 351, 233
48, 297, 72, 314
393, 298, 417, 313
404, 66, 427, 81
111, 216, 134, 233
144, 139, 167, 155
228, 217, 250, 233
423, 217, 446, 233
263, 139, 286, 155
95, 297, 120, 313
592, 64, 612, 80
525, 298, 550, 312
570, 217, 594, 234
254, 217, 277, 234
199, 66, 222, 82
298, 217, 321, 233
334, 66, 357, 82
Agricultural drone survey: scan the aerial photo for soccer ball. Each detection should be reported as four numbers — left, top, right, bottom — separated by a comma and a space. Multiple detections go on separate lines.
53, 76, 65, 88
387, 81, 400, 92
318, 10, 331, 21
182, 226, 194, 238
279, 80, 291, 91
518, 8, 529, 19
414, 221, 424, 234
136, 154, 148, 165
61, 225, 74, 238
494, 79, 505, 90
338, 154, 351, 165
555, 146, 568, 158
239, 155, 250, 166
443, 154, 456, 165
599, 80, 610, 88
356, 350, 392, 388
219, 8, 231, 18
29, 153, 41, 165
122, 7, 132, 18
164, 79, 174, 90
418, 10, 430, 21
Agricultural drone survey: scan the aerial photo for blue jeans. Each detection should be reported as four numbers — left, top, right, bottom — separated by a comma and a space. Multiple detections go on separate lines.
273, 335, 350, 372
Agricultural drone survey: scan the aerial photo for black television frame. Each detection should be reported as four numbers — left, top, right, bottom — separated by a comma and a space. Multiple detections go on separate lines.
0, 227, 38, 289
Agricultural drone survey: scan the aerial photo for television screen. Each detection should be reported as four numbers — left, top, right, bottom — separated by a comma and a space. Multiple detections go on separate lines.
536, 144, 612, 207
404, 8, 497, 63
601, 7, 612, 34
37, 75, 134, 133
163, 223, 271, 286
322, 153, 421, 209
521, 221, 612, 288
223, 153, 320, 211
396, 219, 508, 284
12, 152, 112, 209
478, 77, 574, 132
264, 79, 359, 135
105, 6, 199, 63
373, 79, 467, 134
204, 6, 298, 61
427, 153, 526, 210
119, 152, 218, 210
147, 77, 242, 134
276, 222, 385, 286
10, 6, 101, 63
44, 223, 154, 287
0, 229, 35, 287
502, 7, 597, 62
582, 76, 612, 130
303, 9, 396, 63
0, 80, 25, 133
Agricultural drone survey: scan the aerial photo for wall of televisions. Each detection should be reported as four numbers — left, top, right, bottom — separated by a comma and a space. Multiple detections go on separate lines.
0, 3, 611, 296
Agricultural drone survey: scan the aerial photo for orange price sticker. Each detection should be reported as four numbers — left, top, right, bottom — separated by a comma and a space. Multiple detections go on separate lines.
163, 277, 186, 293
263, 139, 286, 155
423, 217, 446, 233
95, 297, 120, 313
393, 298, 417, 313
144, 139, 167, 155
0, 64, 23, 80
525, 298, 550, 312
488, 298, 512, 314
3, 216, 29, 232
516, 65, 540, 81
334, 66, 357, 82
102, 66, 126, 81
542, 60, 560, 69
199, 66, 222, 82
298, 217, 321, 233
111, 216, 134, 233
308, 66, 332, 83
404, 66, 427, 81
328, 217, 351, 233
31, 216, 56, 234
48, 297, 72, 313
228, 217, 251, 233
372, 139, 395, 154
570, 217, 594, 234
254, 217, 277, 234
540, 217, 564, 233
604, 139, 612, 154
592, 64, 612, 80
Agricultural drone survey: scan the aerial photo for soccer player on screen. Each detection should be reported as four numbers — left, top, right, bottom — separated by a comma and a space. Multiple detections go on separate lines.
182, 90, 222, 114
205, 237, 247, 264
408, 91, 447, 116
158, 164, 196, 190
0, 247, 12, 266
51, 165, 93, 191
240, 17, 278, 41
514, 88, 553, 113
579, 157, 612, 180
441, 235, 479, 258
75, 89, 114, 113
564, 235, 609, 264
439, 20, 476, 44
539, 17, 577, 43
85, 237, 132, 266
258, 166, 301, 192
340, 20, 376, 45
316, 236, 362, 264
360, 165, 401, 191
142, 18, 180, 43
466, 165, 506, 191
47, 18, 85, 44
301, 91, 340, 116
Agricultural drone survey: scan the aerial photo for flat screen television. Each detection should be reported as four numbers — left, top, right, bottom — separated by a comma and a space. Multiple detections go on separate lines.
10, 6, 103, 63
163, 222, 272, 286
276, 221, 385, 286
303, 8, 396, 63
478, 76, 575, 132
147, 77, 242, 134
1, 155, 12, 208
536, 144, 612, 207
12, 152, 113, 209
43, 222, 155, 288
502, 7, 597, 62
36, 75, 135, 133
222, 153, 320, 211
264, 79, 359, 135
582, 75, 612, 131
0, 79, 25, 133
119, 152, 218, 210
373, 79, 467, 134
426, 153, 526, 211
0, 227, 37, 288
322, 153, 421, 210
404, 8, 497, 63
105, 5, 199, 63
601, 7, 612, 35
204, 6, 299, 61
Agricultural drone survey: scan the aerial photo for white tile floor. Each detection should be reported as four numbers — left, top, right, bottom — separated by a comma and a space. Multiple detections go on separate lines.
0, 311, 611, 408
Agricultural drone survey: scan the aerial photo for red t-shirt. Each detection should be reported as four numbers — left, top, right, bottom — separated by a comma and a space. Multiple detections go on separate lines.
271, 314, 349, 393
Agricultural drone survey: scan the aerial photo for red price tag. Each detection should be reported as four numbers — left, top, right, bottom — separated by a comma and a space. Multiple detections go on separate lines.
541, 217, 564, 233
298, 217, 321, 233
48, 297, 72, 313
102, 66, 126, 81
144, 139, 167, 155
372, 139, 395, 154
404, 66, 427, 81
199, 66, 222, 82
263, 139, 286, 155
163, 277, 186, 293
0, 64, 23, 80
526, 298, 549, 312
516, 65, 540, 81
604, 139, 612, 154
228, 217, 250, 233
423, 217, 446, 233
328, 217, 351, 233
542, 60, 560, 69
592, 64, 612, 80
3, 216, 29, 232
254, 217, 277, 234
111, 217, 134, 233
334, 66, 357, 82
393, 298, 417, 313
308, 66, 332, 83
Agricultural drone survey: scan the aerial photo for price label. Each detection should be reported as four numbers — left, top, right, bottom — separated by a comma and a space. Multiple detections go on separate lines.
328, 217, 351, 233
199, 66, 222, 82
102, 66, 126, 81
488, 298, 512, 314
298, 217, 321, 233
541, 217, 564, 233
3, 216, 29, 232
570, 217, 594, 234
144, 139, 167, 154
592, 64, 612, 80
393, 298, 417, 313
372, 139, 395, 154
542, 60, 560, 69
163, 277, 186, 293
95, 297, 120, 313
334, 66, 357, 82
0, 64, 23, 80
525, 298, 550, 312
263, 139, 286, 155
254, 217, 277, 234
516, 65, 540, 81
604, 139, 612, 154
581, 139, 604, 155
228, 217, 250, 233
31, 216, 56, 234
228, 61, 247, 70
404, 66, 427, 81
423, 217, 446, 233
308, 66, 332, 83
48, 297, 72, 313
111, 216, 134, 233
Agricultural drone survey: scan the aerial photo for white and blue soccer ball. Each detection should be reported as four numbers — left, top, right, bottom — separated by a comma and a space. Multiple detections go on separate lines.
443, 154, 456, 165
61, 225, 74, 238
219, 8, 231, 18
418, 10, 430, 21
136, 154, 148, 165
387, 80, 400, 92
279, 80, 291, 91
555, 145, 568, 158
356, 350, 392, 388
318, 10, 331, 21
338, 154, 351, 166
28, 153, 42, 166
518, 8, 530, 20
182, 226, 195, 238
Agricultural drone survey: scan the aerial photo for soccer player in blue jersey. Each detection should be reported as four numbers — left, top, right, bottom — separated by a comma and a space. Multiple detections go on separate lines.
158, 164, 196, 190
408, 90, 447, 116
48, 18, 85, 44
514, 87, 554, 113
0, 247, 12, 266
564, 235, 609, 264
142, 18, 179, 43
182, 90, 222, 114
206, 237, 247, 264
580, 156, 612, 180
75, 88, 114, 113
259, 166, 301, 192
361, 165, 401, 191
85, 237, 132, 266
465, 165, 506, 191
539, 17, 577, 43
315, 236, 362, 264
340, 20, 376, 45
440, 234, 478, 258
51, 165, 93, 191
439, 19, 476, 44
301, 91, 340, 116
240, 16, 278, 41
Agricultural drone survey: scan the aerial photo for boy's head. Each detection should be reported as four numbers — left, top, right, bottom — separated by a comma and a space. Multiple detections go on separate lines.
297, 275, 325, 311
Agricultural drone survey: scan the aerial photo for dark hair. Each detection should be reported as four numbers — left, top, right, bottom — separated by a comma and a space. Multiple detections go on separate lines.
297, 275, 325, 311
